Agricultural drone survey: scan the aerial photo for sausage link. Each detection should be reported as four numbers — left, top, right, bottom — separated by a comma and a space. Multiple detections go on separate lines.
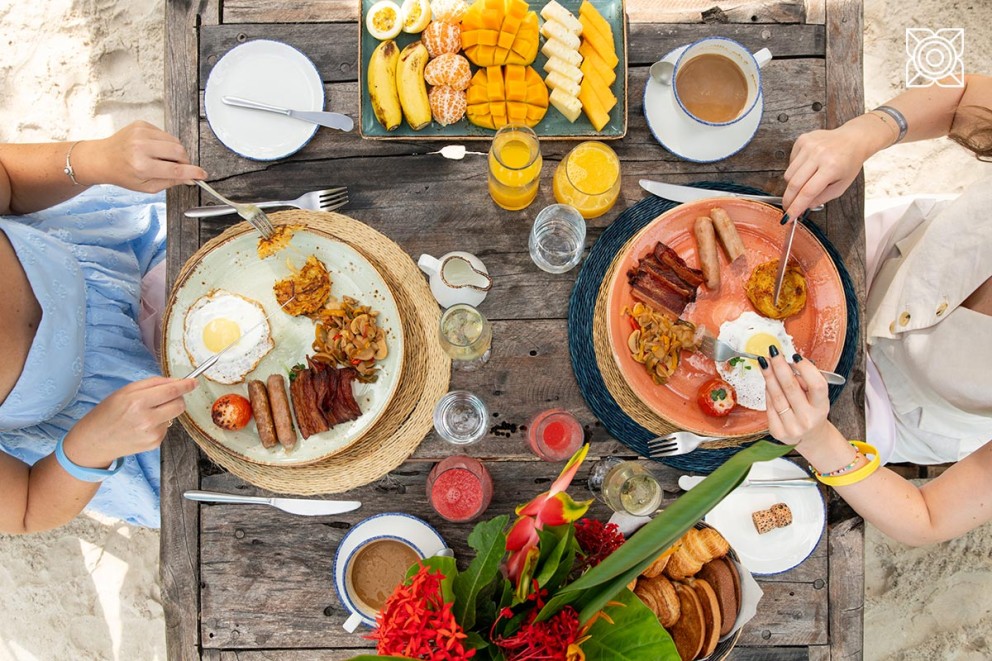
693, 216, 721, 291
709, 207, 745, 262
248, 380, 278, 448
266, 374, 297, 450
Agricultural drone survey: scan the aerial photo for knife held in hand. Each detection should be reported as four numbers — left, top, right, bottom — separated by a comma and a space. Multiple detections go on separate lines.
222, 95, 354, 132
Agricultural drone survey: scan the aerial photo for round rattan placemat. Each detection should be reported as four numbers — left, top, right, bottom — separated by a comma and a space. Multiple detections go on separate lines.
174, 210, 450, 494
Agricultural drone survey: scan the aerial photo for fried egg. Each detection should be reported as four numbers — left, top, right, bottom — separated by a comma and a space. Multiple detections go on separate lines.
715, 312, 796, 411
183, 290, 274, 384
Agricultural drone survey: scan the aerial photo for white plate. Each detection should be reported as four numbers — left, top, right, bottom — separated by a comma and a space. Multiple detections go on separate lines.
333, 513, 447, 627
204, 39, 324, 160
703, 458, 825, 575
163, 225, 404, 466
643, 45, 763, 163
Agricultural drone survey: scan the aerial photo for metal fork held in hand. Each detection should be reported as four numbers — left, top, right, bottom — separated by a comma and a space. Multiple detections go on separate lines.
194, 180, 275, 238
184, 187, 349, 218
648, 431, 724, 458
698, 334, 846, 385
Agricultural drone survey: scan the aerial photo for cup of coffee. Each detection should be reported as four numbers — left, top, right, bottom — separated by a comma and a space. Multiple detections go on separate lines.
661, 38, 771, 127
340, 535, 425, 632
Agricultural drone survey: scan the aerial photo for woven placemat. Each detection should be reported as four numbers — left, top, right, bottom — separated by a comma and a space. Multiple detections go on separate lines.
568, 183, 859, 473
179, 210, 450, 494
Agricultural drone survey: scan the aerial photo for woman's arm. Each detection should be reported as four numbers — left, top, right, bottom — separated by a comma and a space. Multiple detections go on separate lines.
782, 74, 992, 219
0, 121, 207, 216
761, 352, 992, 546
0, 376, 196, 534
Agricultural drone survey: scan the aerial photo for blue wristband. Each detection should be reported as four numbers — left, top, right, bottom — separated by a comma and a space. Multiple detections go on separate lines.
55, 434, 124, 482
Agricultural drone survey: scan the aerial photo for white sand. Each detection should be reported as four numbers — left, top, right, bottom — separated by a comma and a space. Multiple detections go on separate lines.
0, 1, 990, 659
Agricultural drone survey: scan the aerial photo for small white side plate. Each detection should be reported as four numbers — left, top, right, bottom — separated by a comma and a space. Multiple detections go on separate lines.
643, 45, 764, 164
703, 457, 825, 575
333, 513, 447, 628
205, 39, 324, 161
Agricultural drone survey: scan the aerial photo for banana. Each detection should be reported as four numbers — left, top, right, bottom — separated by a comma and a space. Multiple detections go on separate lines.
368, 40, 402, 131
396, 41, 431, 130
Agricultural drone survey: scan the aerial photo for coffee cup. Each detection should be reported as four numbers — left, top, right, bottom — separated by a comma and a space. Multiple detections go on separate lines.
340, 535, 425, 632
657, 38, 771, 128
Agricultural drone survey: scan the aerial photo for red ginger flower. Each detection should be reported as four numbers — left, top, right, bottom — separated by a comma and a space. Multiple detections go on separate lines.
368, 564, 475, 660
493, 602, 584, 661
506, 445, 593, 600
573, 518, 625, 574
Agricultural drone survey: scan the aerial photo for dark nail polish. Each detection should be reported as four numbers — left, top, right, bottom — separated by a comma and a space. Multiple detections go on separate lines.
780, 213, 790, 225
792, 353, 803, 362
768, 345, 779, 358
757, 356, 769, 369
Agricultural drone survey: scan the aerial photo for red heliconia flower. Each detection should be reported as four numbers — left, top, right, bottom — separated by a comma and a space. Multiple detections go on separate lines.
505, 444, 593, 599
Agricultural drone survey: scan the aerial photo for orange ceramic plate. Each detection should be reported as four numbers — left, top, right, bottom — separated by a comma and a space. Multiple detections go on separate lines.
606, 198, 847, 437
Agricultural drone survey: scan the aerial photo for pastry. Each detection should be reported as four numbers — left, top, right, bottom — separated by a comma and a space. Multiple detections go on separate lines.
634, 575, 680, 628
665, 528, 730, 580
642, 543, 679, 578
686, 578, 721, 658
670, 582, 705, 661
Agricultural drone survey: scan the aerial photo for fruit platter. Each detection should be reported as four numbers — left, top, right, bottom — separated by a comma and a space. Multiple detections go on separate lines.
359, 0, 628, 139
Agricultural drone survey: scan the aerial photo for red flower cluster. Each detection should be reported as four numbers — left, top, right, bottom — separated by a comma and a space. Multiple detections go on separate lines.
574, 518, 625, 574
494, 604, 583, 661
368, 564, 475, 660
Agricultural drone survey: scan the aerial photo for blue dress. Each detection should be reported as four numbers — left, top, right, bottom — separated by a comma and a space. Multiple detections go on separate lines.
0, 186, 166, 527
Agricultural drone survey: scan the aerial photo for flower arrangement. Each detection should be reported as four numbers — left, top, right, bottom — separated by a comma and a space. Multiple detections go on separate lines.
349, 440, 789, 661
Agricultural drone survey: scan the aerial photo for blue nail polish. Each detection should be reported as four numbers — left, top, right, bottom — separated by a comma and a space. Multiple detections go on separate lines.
780, 213, 790, 225
757, 356, 769, 369
768, 345, 779, 358
792, 353, 803, 362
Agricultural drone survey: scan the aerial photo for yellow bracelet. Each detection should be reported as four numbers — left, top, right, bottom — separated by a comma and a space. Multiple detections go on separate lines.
814, 441, 880, 488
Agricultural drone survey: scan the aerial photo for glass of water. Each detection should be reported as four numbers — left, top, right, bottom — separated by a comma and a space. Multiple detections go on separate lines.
438, 303, 493, 371
433, 390, 490, 445
588, 456, 663, 516
529, 203, 586, 274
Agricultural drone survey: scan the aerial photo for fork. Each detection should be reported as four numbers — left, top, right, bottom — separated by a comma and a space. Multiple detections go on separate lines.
698, 334, 847, 385
648, 431, 724, 458
193, 180, 275, 239
184, 187, 349, 218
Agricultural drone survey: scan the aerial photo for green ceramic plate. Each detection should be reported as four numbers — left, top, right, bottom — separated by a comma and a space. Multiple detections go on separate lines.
358, 0, 627, 139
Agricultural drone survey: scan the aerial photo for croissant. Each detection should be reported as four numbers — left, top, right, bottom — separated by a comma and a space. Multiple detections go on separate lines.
634, 575, 680, 628
664, 528, 730, 581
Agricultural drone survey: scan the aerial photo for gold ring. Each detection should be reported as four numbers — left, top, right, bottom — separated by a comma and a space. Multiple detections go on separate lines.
777, 407, 792, 416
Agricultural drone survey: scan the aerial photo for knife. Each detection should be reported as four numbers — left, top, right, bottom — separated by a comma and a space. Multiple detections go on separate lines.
184, 490, 362, 516
679, 475, 817, 490
730, 346, 846, 386
639, 179, 824, 212
772, 212, 802, 307
222, 95, 354, 132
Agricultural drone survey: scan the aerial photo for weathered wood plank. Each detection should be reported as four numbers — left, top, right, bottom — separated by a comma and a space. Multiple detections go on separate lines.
199, 22, 824, 85
828, 516, 864, 660
729, 648, 819, 660
163, 1, 209, 660
220, 0, 808, 25
213, 647, 822, 660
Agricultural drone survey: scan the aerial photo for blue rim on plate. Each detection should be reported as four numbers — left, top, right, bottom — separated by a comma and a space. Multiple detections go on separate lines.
670, 37, 766, 128
567, 183, 860, 473
332, 512, 445, 627
338, 533, 427, 624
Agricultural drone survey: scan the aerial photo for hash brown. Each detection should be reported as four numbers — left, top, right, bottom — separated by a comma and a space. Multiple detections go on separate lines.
273, 255, 332, 316
745, 259, 808, 319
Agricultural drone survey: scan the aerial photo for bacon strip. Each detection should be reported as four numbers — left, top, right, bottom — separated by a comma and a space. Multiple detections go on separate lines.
289, 358, 363, 440
654, 242, 705, 289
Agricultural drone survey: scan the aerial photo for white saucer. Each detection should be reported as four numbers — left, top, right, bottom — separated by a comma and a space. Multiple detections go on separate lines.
703, 458, 825, 575
332, 512, 447, 627
204, 39, 324, 161
643, 45, 764, 163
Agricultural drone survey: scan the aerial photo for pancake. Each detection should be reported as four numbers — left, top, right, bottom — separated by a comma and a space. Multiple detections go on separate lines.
698, 556, 741, 637
670, 582, 705, 661
686, 578, 721, 658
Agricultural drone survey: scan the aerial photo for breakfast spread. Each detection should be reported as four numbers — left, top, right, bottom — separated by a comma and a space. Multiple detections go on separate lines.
752, 502, 794, 534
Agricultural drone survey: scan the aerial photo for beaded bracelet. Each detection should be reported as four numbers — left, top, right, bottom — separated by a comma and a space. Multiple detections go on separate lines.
808, 447, 863, 479
815, 441, 881, 488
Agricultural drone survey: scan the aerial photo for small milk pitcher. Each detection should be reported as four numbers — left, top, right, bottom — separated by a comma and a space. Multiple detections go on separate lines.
417, 251, 493, 308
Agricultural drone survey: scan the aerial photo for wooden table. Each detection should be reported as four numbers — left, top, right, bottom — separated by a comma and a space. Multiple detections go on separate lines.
163, 1, 866, 659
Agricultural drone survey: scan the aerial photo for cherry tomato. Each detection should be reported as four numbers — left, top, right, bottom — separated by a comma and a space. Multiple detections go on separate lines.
211, 394, 253, 431
696, 379, 737, 417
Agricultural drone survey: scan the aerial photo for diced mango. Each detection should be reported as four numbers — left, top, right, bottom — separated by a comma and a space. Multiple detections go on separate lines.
462, 31, 481, 47
506, 0, 528, 19
478, 44, 496, 63
507, 101, 529, 123
497, 29, 516, 49
491, 100, 507, 118
461, 0, 538, 66
479, 30, 498, 46
466, 63, 548, 129
526, 104, 546, 124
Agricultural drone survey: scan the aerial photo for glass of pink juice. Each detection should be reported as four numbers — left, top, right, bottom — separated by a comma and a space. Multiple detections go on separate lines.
427, 455, 493, 523
527, 409, 584, 461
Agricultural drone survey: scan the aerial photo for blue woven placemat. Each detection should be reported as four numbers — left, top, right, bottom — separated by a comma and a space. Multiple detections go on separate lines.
567, 183, 860, 473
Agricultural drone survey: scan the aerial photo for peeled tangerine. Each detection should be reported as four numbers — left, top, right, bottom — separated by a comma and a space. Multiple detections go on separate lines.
422, 20, 463, 58
429, 86, 467, 125
460, 0, 539, 67
430, 0, 469, 22
424, 53, 472, 90
465, 64, 548, 129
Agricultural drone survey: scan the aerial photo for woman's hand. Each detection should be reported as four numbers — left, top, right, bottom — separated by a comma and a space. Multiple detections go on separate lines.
79, 121, 207, 193
62, 376, 197, 467
761, 352, 831, 447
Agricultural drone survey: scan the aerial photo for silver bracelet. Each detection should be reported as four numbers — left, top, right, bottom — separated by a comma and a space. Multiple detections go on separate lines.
872, 105, 908, 144
63, 141, 82, 185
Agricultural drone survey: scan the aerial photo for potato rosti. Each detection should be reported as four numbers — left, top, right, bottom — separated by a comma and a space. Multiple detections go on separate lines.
256, 224, 301, 260
745, 259, 807, 319
273, 255, 332, 316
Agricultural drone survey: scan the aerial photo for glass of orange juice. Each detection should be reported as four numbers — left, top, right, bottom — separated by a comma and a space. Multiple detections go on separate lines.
553, 141, 621, 219
488, 124, 542, 211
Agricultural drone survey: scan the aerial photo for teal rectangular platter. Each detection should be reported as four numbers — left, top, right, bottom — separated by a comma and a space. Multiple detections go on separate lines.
358, 0, 627, 140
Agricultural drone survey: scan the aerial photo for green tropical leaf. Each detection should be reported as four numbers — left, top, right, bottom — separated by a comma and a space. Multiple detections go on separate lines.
538, 440, 791, 622
453, 515, 509, 630
577, 588, 679, 660
535, 526, 571, 589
